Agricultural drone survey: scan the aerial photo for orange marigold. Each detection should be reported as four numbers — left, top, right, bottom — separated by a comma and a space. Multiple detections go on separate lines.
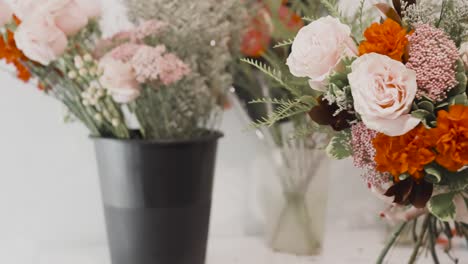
359, 19, 409, 62
373, 125, 436, 182
430, 105, 468, 172
0, 30, 31, 82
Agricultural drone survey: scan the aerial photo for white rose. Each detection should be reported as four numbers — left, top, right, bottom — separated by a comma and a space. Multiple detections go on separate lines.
14, 14, 68, 65
461, 42, 468, 71
349, 53, 420, 136
286, 16, 358, 91
99, 57, 141, 104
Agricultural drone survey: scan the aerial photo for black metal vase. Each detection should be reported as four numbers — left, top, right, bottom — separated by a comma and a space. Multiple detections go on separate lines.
92, 132, 223, 264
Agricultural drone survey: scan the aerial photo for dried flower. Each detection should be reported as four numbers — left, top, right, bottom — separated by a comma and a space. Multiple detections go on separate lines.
133, 20, 167, 40
406, 24, 459, 102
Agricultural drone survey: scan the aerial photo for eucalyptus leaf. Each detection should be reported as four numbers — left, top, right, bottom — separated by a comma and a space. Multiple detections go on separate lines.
417, 101, 435, 113
449, 93, 468, 106
411, 109, 431, 120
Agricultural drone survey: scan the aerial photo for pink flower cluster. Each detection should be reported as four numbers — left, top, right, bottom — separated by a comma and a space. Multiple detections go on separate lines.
406, 24, 459, 102
351, 122, 389, 187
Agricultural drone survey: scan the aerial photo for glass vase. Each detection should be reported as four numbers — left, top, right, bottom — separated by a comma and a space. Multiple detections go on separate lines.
262, 137, 330, 256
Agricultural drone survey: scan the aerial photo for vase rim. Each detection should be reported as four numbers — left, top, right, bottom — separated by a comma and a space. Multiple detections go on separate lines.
90, 130, 224, 145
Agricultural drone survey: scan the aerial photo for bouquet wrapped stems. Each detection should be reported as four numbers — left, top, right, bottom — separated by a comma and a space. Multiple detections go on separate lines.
378, 215, 468, 264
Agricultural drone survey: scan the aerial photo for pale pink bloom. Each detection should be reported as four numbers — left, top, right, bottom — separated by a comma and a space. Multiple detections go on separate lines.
0, 0, 12, 27
99, 57, 140, 103
407, 24, 459, 102
44, 0, 89, 36
14, 15, 68, 65
10, 0, 41, 20
109, 43, 142, 62
130, 45, 166, 83
349, 53, 420, 136
286, 16, 357, 91
158, 53, 191, 85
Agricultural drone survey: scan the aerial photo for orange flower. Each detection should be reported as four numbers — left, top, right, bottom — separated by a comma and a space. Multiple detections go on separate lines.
373, 125, 436, 182
0, 30, 31, 82
359, 19, 409, 62
430, 105, 468, 171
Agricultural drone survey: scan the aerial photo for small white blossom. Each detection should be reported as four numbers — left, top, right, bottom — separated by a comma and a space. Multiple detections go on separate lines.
79, 68, 88, 77
68, 71, 77, 79
83, 54, 93, 62
74, 56, 84, 69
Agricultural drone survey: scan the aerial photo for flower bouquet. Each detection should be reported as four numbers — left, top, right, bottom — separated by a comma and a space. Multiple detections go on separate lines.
243, 0, 468, 262
0, 1, 241, 263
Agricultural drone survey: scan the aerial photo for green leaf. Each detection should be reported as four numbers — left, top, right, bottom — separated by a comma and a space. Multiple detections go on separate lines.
447, 169, 468, 192
428, 192, 457, 222
424, 165, 443, 184
449, 93, 468, 106
326, 130, 352, 160
411, 109, 431, 120
417, 101, 435, 113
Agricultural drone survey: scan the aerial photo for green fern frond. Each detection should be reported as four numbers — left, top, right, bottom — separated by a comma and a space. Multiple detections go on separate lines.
358, 0, 366, 33
320, 0, 342, 19
249, 98, 298, 105
302, 16, 315, 22
249, 98, 312, 128
241, 58, 301, 97
273, 39, 294, 48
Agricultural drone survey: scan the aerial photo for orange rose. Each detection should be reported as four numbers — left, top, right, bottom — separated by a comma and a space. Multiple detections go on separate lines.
359, 19, 409, 62
431, 105, 468, 171
373, 125, 436, 181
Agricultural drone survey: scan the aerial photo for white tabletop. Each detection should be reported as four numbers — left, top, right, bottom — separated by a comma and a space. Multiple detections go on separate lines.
1, 229, 462, 264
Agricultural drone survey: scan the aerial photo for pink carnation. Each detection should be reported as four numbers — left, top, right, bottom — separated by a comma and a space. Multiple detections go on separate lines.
109, 43, 141, 62
130, 45, 190, 85
406, 24, 459, 102
158, 53, 191, 85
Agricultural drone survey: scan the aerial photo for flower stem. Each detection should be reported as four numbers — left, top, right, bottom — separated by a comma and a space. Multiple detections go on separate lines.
408, 215, 430, 264
376, 221, 407, 264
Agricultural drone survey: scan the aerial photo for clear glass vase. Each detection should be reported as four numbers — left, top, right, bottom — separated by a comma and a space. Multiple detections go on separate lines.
262, 136, 330, 256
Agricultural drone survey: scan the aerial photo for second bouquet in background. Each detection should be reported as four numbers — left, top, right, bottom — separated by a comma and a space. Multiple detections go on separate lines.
0, 1, 246, 264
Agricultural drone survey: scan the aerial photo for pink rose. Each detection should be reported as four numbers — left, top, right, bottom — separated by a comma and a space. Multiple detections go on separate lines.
10, 0, 41, 20
349, 53, 420, 136
0, 0, 12, 27
14, 15, 68, 65
76, 0, 101, 19
99, 57, 141, 103
286, 16, 357, 91
44, 0, 89, 36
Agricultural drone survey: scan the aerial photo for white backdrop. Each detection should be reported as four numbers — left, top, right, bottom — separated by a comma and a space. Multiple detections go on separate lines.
0, 0, 384, 260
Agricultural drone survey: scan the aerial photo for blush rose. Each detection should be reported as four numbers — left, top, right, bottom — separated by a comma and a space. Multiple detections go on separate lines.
348, 53, 420, 136
286, 16, 357, 91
